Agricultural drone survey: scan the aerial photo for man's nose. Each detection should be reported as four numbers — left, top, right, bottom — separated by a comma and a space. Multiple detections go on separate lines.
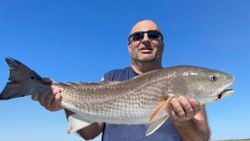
142, 33, 150, 42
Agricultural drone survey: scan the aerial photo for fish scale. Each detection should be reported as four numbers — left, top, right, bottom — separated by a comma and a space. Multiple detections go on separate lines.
61, 81, 162, 123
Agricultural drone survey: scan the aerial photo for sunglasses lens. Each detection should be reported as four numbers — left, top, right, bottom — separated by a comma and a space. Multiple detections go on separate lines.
132, 32, 144, 41
128, 30, 163, 43
147, 31, 161, 39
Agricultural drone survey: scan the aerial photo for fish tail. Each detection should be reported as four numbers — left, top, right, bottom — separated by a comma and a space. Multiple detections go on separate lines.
0, 57, 44, 100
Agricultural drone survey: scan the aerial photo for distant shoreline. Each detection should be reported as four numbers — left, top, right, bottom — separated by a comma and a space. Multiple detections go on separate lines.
216, 139, 250, 141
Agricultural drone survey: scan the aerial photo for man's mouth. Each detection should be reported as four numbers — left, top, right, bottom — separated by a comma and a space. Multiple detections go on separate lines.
140, 48, 153, 54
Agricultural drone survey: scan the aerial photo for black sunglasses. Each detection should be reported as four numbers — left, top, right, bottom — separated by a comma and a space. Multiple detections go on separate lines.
128, 30, 163, 43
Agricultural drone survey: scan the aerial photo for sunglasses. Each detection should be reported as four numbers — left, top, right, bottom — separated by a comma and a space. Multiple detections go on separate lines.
128, 30, 163, 43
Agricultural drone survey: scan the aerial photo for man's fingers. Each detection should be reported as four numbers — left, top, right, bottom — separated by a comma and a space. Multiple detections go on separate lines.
45, 94, 62, 111
190, 98, 201, 113
169, 96, 202, 122
170, 98, 186, 118
55, 93, 62, 101
31, 94, 39, 101
170, 110, 178, 120
50, 97, 62, 111
48, 93, 62, 108
37, 92, 47, 107
178, 96, 194, 116
52, 86, 62, 94
44, 91, 55, 108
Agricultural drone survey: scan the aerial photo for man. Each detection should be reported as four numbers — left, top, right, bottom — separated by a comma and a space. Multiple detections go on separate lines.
32, 19, 210, 141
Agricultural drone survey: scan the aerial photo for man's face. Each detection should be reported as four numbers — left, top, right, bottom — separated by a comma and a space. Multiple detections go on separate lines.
128, 21, 164, 63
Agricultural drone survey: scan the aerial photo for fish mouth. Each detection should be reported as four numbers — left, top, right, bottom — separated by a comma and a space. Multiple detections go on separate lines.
216, 79, 234, 98
217, 89, 234, 99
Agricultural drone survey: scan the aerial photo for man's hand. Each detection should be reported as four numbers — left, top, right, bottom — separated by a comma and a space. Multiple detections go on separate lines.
168, 96, 210, 141
169, 96, 201, 122
31, 77, 62, 111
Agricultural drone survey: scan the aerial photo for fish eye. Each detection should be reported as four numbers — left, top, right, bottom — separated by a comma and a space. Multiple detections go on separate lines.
30, 76, 35, 79
209, 75, 217, 81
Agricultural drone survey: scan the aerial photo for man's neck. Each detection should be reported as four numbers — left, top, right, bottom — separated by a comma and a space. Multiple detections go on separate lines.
131, 60, 162, 75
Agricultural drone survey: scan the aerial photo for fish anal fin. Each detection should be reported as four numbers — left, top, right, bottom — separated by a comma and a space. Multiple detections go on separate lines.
146, 115, 169, 136
150, 95, 173, 122
67, 114, 92, 134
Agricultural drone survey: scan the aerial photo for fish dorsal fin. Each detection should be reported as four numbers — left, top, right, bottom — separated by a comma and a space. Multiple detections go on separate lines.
146, 115, 169, 136
67, 114, 92, 134
150, 95, 174, 122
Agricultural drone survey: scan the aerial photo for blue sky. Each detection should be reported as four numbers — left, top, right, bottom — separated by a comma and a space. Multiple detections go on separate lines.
0, 0, 250, 140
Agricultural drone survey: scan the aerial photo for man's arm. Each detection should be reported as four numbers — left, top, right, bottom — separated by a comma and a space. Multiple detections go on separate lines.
169, 96, 210, 141
32, 78, 103, 140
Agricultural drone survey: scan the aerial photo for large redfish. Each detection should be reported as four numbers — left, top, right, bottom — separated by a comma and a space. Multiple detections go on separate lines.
0, 58, 234, 136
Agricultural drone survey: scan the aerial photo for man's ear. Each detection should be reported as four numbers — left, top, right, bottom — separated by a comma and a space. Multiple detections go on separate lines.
128, 41, 131, 47
128, 43, 132, 54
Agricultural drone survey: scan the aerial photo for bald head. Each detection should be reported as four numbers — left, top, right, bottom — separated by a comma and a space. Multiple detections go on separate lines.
130, 20, 160, 35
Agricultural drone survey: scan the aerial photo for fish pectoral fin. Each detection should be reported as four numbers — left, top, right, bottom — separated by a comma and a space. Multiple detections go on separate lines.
146, 115, 169, 136
150, 95, 173, 122
67, 114, 91, 134
146, 95, 173, 136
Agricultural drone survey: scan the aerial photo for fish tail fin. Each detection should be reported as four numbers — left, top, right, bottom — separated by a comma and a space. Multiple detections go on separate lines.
0, 57, 44, 100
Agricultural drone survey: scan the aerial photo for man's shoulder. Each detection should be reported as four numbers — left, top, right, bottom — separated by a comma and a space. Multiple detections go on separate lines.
105, 67, 131, 75
103, 67, 133, 81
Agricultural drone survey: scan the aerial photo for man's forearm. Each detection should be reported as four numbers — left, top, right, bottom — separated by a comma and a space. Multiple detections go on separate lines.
173, 116, 210, 141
